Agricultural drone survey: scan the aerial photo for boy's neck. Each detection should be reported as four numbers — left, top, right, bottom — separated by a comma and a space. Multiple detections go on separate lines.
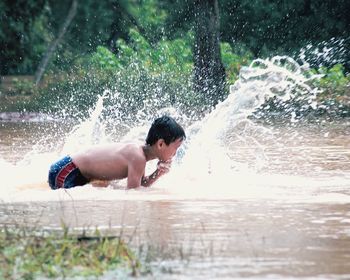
142, 144, 157, 161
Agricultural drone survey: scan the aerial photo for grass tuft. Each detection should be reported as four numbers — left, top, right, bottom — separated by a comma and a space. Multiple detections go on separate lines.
0, 226, 141, 279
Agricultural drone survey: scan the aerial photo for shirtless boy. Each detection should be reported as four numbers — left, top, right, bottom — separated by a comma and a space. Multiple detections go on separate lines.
48, 115, 185, 189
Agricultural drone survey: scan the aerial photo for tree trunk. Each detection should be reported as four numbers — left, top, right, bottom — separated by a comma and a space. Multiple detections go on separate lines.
34, 0, 78, 85
303, 0, 311, 16
107, 1, 127, 53
193, 0, 226, 107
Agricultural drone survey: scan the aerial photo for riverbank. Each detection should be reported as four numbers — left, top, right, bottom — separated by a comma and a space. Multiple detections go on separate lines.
0, 225, 141, 279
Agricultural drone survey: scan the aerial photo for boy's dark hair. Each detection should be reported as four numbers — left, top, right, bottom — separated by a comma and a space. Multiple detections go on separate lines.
146, 116, 186, 145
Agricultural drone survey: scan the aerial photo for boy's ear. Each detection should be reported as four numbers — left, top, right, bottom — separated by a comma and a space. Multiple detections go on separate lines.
156, 139, 165, 148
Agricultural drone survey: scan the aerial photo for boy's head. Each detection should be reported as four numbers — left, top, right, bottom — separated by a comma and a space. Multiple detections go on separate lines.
146, 115, 186, 146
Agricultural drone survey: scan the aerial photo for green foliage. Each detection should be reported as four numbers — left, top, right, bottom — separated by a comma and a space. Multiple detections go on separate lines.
219, 0, 350, 62
220, 42, 253, 85
318, 64, 349, 90
91, 46, 122, 71
0, 227, 140, 279
9, 79, 36, 96
315, 64, 350, 103
28, 29, 200, 120
3, 0, 348, 117
34, 29, 255, 118
114, 28, 194, 76
0, 0, 49, 74
2, 0, 350, 76
127, 0, 167, 42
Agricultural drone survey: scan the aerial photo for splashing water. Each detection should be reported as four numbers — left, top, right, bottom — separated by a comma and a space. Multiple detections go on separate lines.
162, 56, 349, 199
62, 93, 110, 154
0, 56, 349, 203
297, 37, 349, 69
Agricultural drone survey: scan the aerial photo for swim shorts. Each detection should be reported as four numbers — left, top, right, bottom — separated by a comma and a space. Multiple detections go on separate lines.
48, 155, 89, 189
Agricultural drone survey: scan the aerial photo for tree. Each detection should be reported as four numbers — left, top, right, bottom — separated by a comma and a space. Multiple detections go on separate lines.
219, 0, 350, 70
34, 0, 78, 85
0, 0, 47, 75
193, 0, 226, 106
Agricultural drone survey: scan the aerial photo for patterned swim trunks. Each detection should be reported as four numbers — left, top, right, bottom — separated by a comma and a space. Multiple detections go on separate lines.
48, 156, 89, 189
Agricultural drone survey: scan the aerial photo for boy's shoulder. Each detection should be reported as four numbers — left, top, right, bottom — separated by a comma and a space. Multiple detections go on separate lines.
122, 141, 145, 159
122, 141, 143, 149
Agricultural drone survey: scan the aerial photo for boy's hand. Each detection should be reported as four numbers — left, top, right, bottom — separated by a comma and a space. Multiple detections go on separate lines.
141, 160, 172, 187
157, 160, 172, 175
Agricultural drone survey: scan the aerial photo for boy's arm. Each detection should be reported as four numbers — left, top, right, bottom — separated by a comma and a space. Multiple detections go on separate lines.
141, 160, 171, 188
141, 170, 160, 187
127, 159, 145, 189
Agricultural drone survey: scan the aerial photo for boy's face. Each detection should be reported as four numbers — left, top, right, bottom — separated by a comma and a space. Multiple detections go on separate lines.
158, 138, 183, 161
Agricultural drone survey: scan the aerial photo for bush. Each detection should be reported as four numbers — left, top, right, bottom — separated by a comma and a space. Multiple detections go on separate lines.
5, 78, 36, 96
28, 29, 257, 122
220, 42, 253, 85
27, 28, 349, 120
28, 30, 199, 121
317, 64, 350, 102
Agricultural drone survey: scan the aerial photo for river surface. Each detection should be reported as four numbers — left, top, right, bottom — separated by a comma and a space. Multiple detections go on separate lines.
0, 119, 349, 279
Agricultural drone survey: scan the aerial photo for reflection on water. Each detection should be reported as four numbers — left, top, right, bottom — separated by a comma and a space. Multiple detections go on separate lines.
0, 120, 350, 279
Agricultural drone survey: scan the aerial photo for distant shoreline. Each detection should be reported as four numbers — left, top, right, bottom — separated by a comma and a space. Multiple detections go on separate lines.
0, 112, 56, 122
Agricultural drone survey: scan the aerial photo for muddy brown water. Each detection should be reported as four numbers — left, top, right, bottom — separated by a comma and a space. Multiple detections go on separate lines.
0, 120, 350, 279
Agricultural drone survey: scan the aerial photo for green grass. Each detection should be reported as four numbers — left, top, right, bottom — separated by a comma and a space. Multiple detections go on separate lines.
0, 226, 141, 279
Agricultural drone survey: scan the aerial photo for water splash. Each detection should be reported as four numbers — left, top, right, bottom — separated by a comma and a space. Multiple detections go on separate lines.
0, 56, 349, 203
297, 37, 349, 69
62, 93, 110, 154
176, 56, 320, 169
162, 57, 349, 202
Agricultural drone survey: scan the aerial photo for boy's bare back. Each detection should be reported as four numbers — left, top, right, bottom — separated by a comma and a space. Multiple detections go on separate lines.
72, 142, 146, 181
